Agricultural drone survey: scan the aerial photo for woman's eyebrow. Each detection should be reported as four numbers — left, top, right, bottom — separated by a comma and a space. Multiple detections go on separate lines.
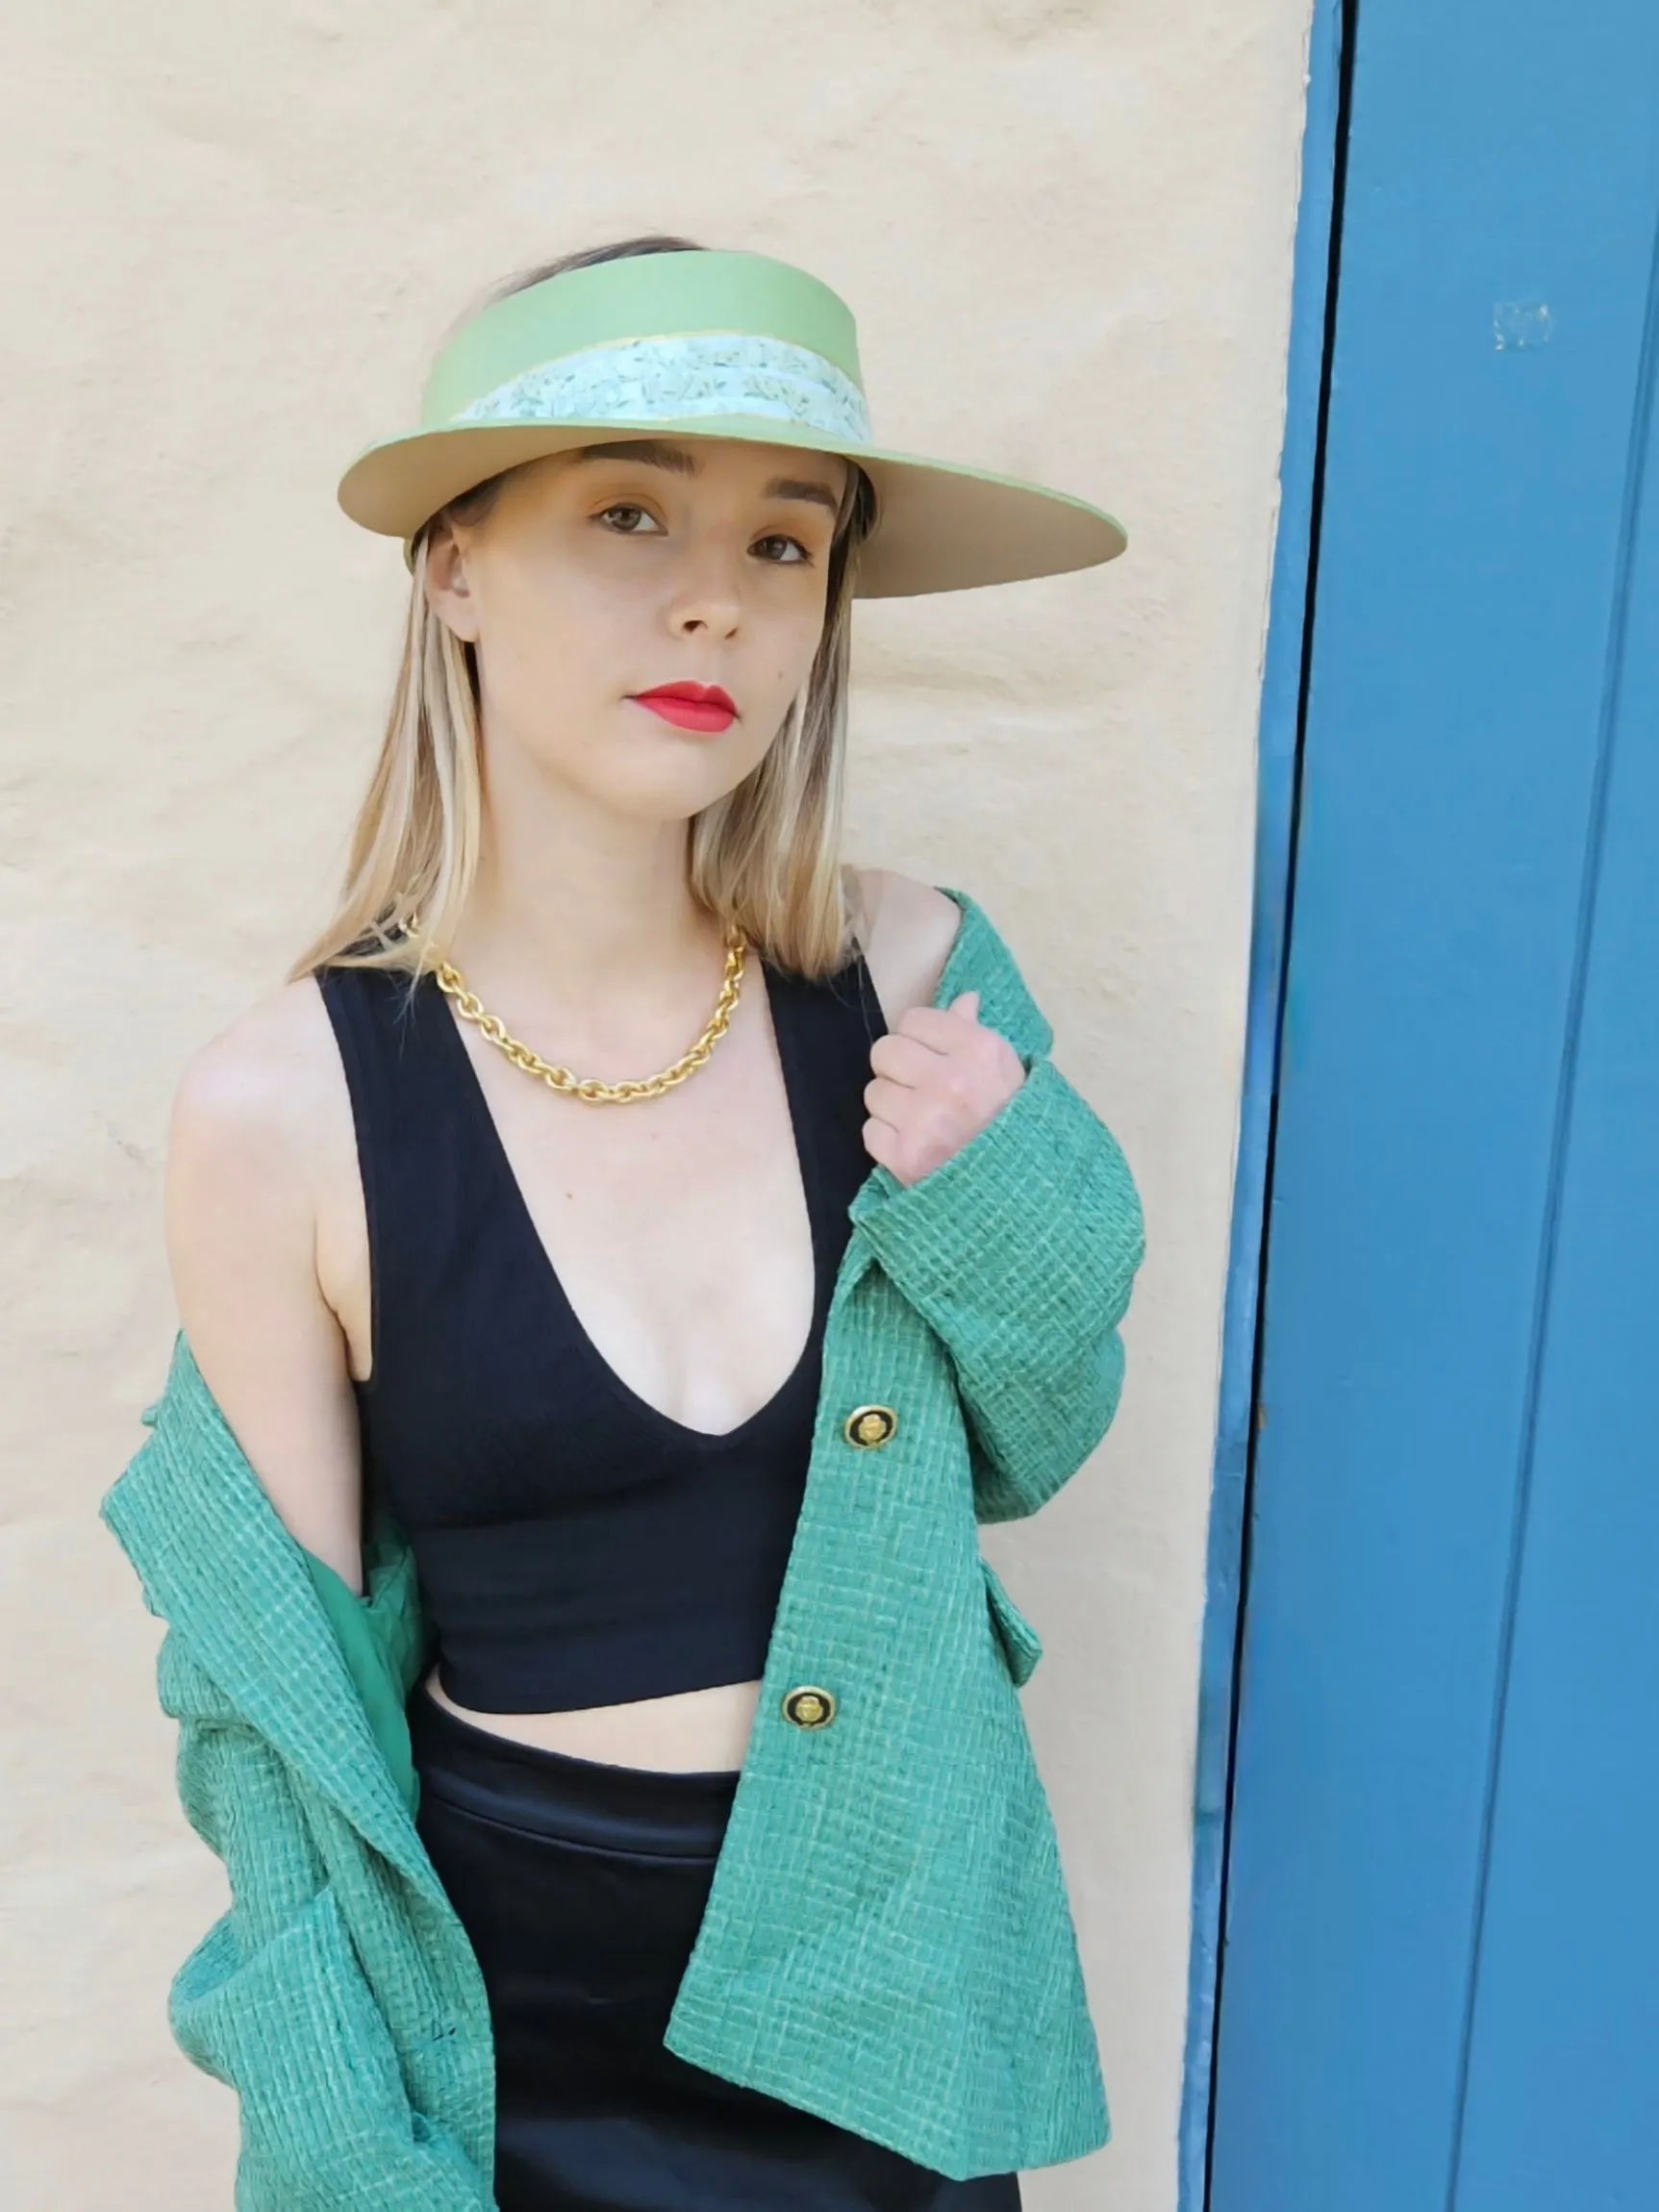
572, 438, 698, 477
570, 439, 842, 513
764, 477, 842, 514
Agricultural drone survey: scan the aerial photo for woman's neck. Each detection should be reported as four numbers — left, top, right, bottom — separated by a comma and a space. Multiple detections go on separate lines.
445, 748, 725, 1035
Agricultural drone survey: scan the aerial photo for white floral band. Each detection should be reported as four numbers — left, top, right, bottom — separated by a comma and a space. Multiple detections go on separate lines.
450, 331, 873, 443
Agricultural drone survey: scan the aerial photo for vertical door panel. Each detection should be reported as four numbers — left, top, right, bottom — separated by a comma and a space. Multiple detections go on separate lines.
1208, 5, 1659, 2208
1451, 265, 1659, 2209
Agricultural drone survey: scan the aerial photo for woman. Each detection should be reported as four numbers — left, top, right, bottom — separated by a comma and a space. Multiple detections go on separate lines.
101, 236, 1145, 2210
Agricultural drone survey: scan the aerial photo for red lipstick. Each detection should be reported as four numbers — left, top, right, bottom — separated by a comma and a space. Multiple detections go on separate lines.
629, 681, 738, 734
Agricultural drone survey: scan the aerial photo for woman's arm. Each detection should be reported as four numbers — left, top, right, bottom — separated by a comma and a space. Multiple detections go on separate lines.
164, 976, 365, 1587
849, 870, 1145, 1521
851, 1051, 1144, 1521
158, 980, 490, 2206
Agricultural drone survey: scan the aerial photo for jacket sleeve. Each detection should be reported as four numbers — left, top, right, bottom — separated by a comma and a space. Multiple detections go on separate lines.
154, 1628, 492, 2210
846, 1049, 1145, 1523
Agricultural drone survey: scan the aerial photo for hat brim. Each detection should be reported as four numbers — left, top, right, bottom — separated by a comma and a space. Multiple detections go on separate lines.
336, 416, 1126, 598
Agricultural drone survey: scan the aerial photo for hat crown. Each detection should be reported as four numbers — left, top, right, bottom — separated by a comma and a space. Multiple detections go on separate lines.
337, 247, 1127, 595
419, 249, 866, 432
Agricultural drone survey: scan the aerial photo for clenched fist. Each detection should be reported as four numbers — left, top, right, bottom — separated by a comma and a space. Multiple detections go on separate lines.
862, 990, 1026, 1189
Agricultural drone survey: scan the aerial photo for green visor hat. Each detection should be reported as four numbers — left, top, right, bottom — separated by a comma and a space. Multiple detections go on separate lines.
336, 248, 1126, 598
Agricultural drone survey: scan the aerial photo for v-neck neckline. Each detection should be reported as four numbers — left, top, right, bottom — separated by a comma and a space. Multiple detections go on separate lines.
422, 955, 834, 1451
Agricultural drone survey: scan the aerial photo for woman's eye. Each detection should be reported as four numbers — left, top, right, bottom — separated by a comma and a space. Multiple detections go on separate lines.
597, 503, 662, 534
753, 534, 812, 565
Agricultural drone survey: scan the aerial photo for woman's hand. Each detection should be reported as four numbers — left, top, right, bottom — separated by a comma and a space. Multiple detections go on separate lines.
862, 990, 1027, 1188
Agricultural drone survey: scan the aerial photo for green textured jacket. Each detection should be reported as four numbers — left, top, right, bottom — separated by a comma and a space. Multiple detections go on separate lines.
98, 887, 1145, 2205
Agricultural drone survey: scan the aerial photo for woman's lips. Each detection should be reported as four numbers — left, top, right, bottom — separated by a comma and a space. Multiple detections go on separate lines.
629, 693, 737, 733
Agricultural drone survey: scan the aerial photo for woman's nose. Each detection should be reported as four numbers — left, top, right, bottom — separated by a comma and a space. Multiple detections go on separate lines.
666, 540, 745, 636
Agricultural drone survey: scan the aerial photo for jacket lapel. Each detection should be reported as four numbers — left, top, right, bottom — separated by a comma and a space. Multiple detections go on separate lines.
99, 1332, 452, 1911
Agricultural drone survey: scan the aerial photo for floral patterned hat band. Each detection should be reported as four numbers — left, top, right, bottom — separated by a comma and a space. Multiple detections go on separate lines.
336, 247, 1126, 599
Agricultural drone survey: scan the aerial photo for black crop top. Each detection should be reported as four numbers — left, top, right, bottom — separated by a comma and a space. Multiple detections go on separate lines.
316, 946, 886, 1714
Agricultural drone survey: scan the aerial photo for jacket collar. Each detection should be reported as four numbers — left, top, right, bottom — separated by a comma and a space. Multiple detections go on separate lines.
99, 1332, 451, 1909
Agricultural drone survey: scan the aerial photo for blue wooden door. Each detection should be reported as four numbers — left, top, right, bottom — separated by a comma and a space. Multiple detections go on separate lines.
1205, 5, 1659, 2207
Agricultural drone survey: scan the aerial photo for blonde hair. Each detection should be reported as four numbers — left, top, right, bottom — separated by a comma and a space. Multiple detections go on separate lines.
290, 235, 880, 987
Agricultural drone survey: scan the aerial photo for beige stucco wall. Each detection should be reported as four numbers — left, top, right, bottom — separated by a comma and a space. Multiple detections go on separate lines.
1, 4, 1314, 2206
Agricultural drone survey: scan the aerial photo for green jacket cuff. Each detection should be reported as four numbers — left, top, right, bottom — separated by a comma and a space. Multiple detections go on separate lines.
846, 1052, 1144, 1328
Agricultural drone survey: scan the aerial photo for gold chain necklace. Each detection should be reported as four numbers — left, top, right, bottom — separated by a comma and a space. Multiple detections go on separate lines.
416, 918, 748, 1105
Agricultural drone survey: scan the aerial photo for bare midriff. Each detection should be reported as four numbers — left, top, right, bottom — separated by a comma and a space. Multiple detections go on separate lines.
422, 1663, 759, 1773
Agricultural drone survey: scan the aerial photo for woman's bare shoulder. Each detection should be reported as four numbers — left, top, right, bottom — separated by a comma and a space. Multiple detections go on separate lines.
164, 973, 355, 1292
168, 973, 344, 1170
848, 866, 964, 1022
164, 972, 367, 1578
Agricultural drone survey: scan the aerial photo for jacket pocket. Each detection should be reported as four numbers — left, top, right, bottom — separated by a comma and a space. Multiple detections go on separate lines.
980, 1556, 1043, 1687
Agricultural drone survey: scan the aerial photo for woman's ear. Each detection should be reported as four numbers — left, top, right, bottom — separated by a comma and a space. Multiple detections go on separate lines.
422, 522, 482, 643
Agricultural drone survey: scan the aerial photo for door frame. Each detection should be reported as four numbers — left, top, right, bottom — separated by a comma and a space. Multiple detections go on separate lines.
1175, 4, 1353, 2204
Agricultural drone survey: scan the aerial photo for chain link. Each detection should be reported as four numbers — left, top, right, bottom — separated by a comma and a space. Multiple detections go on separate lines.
417, 920, 748, 1105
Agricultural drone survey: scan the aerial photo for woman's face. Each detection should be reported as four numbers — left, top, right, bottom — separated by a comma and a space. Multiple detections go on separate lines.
424, 435, 851, 822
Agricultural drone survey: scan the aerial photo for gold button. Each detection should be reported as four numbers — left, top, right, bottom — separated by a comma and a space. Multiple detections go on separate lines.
843, 1403, 897, 1448
782, 1685, 837, 1730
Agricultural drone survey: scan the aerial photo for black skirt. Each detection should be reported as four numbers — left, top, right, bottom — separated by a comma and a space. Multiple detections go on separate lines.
409, 1680, 1021, 2212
